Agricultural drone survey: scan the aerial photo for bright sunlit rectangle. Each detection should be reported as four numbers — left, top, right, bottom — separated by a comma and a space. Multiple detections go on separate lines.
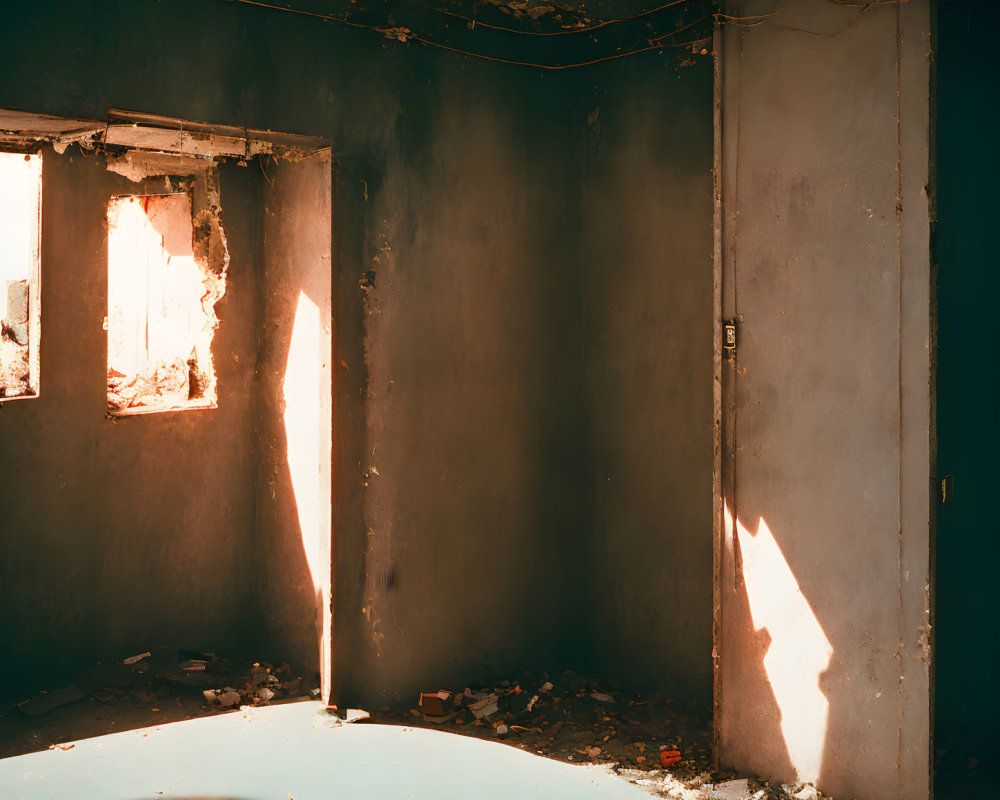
0, 151, 42, 400
107, 193, 223, 415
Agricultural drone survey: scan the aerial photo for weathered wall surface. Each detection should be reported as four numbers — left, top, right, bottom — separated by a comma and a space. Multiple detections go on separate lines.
0, 0, 716, 706
347, 81, 593, 701
256, 153, 333, 684
581, 61, 715, 700
0, 152, 259, 694
718, 2, 932, 799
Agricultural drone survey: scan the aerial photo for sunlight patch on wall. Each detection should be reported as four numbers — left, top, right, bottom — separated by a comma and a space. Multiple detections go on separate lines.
283, 290, 323, 594
726, 502, 833, 784
0, 152, 42, 400
107, 193, 226, 414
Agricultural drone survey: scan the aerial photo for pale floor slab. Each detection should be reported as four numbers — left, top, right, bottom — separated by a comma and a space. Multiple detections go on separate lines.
0, 701, 654, 800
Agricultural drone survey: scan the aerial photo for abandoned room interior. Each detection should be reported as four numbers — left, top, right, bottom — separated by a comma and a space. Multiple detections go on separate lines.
0, 0, 995, 799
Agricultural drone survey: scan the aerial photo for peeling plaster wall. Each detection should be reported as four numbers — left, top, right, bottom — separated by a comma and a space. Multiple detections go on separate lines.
0, 0, 716, 704
0, 151, 260, 694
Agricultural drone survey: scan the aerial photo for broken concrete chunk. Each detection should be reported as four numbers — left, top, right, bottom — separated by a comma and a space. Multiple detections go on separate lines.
539, 681, 553, 693
469, 694, 500, 719
790, 786, 820, 800
495, 723, 509, 736
202, 689, 218, 703
216, 690, 241, 707
256, 687, 275, 702
250, 664, 269, 686
590, 691, 614, 703
473, 701, 499, 718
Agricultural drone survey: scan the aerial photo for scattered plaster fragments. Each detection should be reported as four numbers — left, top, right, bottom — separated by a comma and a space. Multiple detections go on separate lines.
374, 670, 835, 800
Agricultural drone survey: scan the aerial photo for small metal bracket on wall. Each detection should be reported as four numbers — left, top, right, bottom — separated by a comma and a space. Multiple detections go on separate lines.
939, 474, 955, 504
724, 319, 737, 353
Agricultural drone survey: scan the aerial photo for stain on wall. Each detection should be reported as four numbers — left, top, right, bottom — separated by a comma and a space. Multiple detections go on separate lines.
717, 2, 932, 798
581, 61, 715, 701
0, 0, 716, 706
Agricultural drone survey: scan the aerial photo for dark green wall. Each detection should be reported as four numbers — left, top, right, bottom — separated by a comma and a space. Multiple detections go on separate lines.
935, 0, 1000, 754
0, 0, 715, 706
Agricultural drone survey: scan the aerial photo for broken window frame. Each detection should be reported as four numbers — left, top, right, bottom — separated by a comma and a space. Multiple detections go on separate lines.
0, 146, 43, 403
0, 104, 329, 420
105, 185, 227, 417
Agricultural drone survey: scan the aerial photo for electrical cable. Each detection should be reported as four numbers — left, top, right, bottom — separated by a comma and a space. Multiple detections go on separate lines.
224, 0, 712, 69
430, 0, 697, 37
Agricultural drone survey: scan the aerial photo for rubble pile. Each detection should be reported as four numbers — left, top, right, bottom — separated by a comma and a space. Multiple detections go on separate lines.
376, 670, 711, 770
16, 648, 311, 717
373, 670, 832, 800
201, 661, 305, 709
107, 358, 193, 412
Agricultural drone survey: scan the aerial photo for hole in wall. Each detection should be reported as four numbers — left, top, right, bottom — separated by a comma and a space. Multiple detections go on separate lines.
106, 192, 228, 415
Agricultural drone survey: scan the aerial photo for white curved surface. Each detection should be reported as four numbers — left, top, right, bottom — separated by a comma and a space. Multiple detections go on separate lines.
0, 701, 652, 800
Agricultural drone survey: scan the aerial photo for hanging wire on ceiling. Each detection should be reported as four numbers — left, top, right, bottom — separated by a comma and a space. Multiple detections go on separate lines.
430, 0, 696, 37
720, 0, 910, 39
223, 0, 712, 70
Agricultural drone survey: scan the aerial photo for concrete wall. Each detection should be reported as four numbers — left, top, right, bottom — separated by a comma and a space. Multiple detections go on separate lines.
0, 0, 716, 707
717, 2, 932, 798
256, 153, 333, 686
341, 84, 590, 701
0, 151, 260, 693
581, 61, 715, 700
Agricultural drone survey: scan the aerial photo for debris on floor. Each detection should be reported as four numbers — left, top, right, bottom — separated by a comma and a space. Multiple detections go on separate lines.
15, 649, 310, 717
1, 651, 318, 759
372, 670, 834, 800
315, 706, 371, 726
375, 671, 709, 772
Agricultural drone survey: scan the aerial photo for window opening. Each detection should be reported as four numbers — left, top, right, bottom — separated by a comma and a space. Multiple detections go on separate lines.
106, 192, 225, 415
0, 151, 42, 400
